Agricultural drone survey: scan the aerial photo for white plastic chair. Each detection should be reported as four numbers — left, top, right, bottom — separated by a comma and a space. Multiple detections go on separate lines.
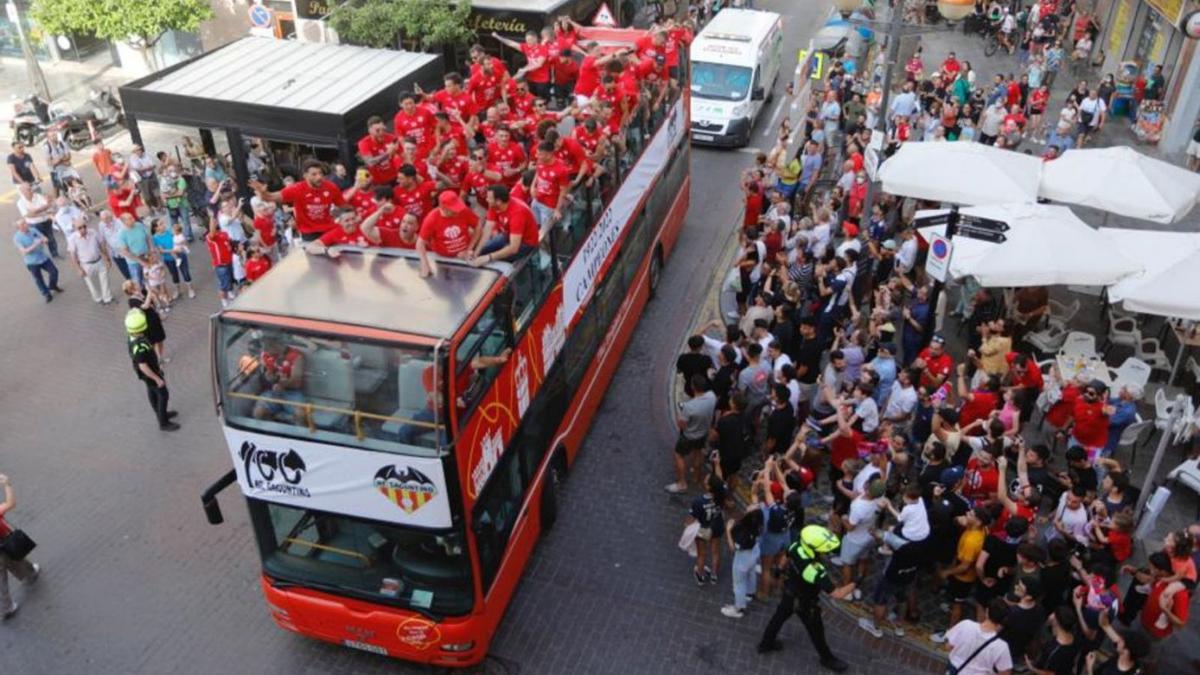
1135, 337, 1171, 375
1117, 419, 1154, 464
1167, 458, 1200, 519
1061, 331, 1097, 358
1186, 356, 1200, 384
1027, 321, 1070, 355
1101, 314, 1141, 356
1049, 298, 1081, 326
1111, 357, 1153, 391
1155, 388, 1178, 432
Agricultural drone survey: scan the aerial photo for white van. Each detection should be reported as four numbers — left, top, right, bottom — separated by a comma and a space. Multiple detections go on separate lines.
688, 8, 784, 147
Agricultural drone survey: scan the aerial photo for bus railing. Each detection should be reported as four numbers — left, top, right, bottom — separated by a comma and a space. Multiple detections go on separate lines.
225, 391, 440, 441
282, 537, 372, 566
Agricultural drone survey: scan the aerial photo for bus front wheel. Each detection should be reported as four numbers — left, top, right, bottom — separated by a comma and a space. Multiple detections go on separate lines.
648, 246, 664, 297
541, 450, 567, 530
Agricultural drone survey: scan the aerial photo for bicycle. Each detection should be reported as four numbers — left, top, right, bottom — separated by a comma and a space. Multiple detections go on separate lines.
984, 31, 1001, 57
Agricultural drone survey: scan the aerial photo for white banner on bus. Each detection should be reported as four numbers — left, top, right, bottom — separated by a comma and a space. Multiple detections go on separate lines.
563, 99, 687, 323
223, 428, 453, 529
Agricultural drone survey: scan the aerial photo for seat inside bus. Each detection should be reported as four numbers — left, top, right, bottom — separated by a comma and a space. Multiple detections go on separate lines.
381, 359, 434, 442
346, 343, 390, 395
301, 347, 356, 430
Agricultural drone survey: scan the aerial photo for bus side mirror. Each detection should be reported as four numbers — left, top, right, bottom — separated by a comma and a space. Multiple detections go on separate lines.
204, 497, 225, 525
201, 470, 237, 525
752, 87, 766, 101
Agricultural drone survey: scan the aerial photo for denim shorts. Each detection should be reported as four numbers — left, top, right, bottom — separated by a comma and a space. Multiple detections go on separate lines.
759, 530, 790, 557
214, 264, 234, 292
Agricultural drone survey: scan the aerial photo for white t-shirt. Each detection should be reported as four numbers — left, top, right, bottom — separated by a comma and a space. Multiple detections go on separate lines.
854, 396, 880, 433
844, 497, 880, 545
853, 463, 883, 495
896, 237, 918, 271
946, 621, 1012, 675
772, 353, 794, 379
896, 499, 930, 541
1055, 494, 1090, 545
884, 382, 918, 420
810, 223, 832, 258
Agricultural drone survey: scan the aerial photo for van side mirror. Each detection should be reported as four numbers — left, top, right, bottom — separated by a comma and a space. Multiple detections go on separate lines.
751, 87, 766, 101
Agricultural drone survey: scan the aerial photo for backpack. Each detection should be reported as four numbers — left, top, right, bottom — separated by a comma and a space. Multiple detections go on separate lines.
766, 503, 788, 534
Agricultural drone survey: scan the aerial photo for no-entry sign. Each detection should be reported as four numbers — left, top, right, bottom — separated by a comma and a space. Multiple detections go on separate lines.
926, 233, 953, 282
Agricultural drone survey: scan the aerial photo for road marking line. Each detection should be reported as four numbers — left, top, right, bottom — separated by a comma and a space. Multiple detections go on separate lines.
764, 98, 785, 135
737, 147, 763, 154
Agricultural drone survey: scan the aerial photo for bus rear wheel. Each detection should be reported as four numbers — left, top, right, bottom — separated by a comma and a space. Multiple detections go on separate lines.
648, 246, 664, 297
541, 450, 567, 530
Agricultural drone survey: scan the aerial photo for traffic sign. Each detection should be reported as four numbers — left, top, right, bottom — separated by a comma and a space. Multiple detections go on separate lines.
925, 234, 953, 282
959, 215, 1010, 232
248, 3, 273, 29
592, 2, 616, 27
955, 225, 1007, 244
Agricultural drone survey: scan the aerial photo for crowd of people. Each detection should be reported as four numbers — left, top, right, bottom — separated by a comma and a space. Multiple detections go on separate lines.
670, 4, 1193, 674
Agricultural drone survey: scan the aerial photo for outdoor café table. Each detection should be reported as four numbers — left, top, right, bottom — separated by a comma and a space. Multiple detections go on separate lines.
1056, 352, 1113, 389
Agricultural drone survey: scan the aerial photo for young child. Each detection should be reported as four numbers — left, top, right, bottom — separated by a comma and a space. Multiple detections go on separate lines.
231, 241, 248, 288
244, 246, 272, 284
170, 224, 195, 299
878, 483, 930, 554
142, 251, 173, 314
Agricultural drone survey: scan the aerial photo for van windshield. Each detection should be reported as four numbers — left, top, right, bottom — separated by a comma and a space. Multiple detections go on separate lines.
691, 61, 753, 101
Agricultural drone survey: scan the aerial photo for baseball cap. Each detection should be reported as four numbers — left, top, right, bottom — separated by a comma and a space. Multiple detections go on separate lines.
882, 239, 898, 250
939, 466, 965, 487
437, 190, 466, 212
930, 333, 946, 345
878, 342, 896, 354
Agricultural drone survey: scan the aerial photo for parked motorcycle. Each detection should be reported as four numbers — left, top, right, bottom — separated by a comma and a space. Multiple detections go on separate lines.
9, 93, 55, 146
55, 87, 126, 150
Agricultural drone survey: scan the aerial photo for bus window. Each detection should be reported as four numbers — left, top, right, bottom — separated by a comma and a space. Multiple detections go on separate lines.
453, 303, 513, 416
254, 502, 474, 616
509, 254, 553, 329
216, 321, 447, 454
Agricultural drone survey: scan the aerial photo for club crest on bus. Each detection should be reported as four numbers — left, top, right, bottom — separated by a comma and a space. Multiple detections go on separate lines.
374, 465, 438, 514
239, 441, 310, 496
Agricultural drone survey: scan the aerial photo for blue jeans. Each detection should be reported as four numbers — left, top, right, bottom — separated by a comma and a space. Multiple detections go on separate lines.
112, 256, 131, 280
173, 253, 192, 283
167, 205, 192, 241
126, 259, 144, 287
397, 408, 448, 446
732, 544, 760, 610
26, 258, 59, 298
31, 221, 59, 258
479, 234, 536, 259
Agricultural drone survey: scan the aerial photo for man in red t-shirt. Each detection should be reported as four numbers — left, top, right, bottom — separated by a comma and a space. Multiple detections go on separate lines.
250, 159, 345, 241
1140, 553, 1190, 640
486, 127, 528, 184
393, 92, 436, 153
472, 184, 539, 265
306, 205, 391, 258
205, 226, 236, 304
493, 31, 552, 99
378, 211, 420, 249
461, 148, 501, 208
1067, 380, 1109, 456
356, 116, 399, 186
417, 191, 479, 277
914, 334, 954, 391
467, 47, 509, 111
392, 164, 438, 220
963, 450, 1000, 503
530, 140, 571, 229
430, 72, 477, 121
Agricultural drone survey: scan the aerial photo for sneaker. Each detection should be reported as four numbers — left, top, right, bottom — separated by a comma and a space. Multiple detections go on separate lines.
694, 569, 706, 586
878, 545, 894, 556
665, 482, 687, 494
50, 286, 64, 293
707, 571, 718, 585
851, 588, 863, 602
930, 631, 948, 644
29, 563, 40, 583
757, 639, 783, 654
857, 617, 883, 638
892, 624, 906, 637
160, 421, 181, 432
720, 605, 745, 619
187, 289, 196, 299
820, 656, 849, 672
2, 602, 17, 620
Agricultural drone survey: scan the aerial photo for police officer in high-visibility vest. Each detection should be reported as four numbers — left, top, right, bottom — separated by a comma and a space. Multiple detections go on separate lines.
126, 309, 179, 431
757, 524, 855, 672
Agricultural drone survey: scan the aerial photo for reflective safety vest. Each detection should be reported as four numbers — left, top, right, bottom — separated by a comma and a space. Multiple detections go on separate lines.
785, 539, 827, 587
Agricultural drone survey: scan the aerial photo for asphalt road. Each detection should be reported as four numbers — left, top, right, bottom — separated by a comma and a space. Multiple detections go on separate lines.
0, 3, 933, 672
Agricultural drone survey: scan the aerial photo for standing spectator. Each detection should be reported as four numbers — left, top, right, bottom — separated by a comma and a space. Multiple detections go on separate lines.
168, 224, 195, 299
933, 506, 992, 642
1001, 577, 1047, 668
857, 531, 923, 638
945, 598, 1013, 674
67, 218, 114, 304
158, 163, 192, 242
91, 139, 114, 179
0, 473, 40, 619
125, 308, 179, 432
686, 474, 726, 586
1088, 611, 1150, 675
667, 375, 716, 494
52, 195, 84, 245
12, 218, 63, 303
96, 210, 130, 281
6, 141, 42, 187
836, 479, 884, 599
42, 128, 77, 198
676, 334, 714, 396
16, 182, 59, 258
1138, 551, 1190, 644
206, 225, 236, 307
721, 500, 763, 619
116, 213, 153, 288
127, 144, 160, 210
1027, 606, 1080, 675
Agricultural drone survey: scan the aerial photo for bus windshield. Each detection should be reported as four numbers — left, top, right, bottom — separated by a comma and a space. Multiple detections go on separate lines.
690, 61, 752, 101
252, 502, 473, 617
216, 320, 446, 454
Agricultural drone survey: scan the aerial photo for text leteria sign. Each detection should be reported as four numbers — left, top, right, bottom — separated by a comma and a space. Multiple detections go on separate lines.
224, 428, 452, 528
563, 99, 687, 324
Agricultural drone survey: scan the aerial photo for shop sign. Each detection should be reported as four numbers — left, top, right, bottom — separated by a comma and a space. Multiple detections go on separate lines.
1183, 10, 1200, 39
1145, 0, 1185, 24
469, 8, 543, 36
296, 0, 334, 20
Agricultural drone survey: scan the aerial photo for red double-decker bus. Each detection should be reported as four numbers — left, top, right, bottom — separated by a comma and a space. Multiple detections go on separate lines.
201, 28, 690, 667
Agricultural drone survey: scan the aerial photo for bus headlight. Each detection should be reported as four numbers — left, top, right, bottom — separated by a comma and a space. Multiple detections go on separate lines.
440, 640, 476, 652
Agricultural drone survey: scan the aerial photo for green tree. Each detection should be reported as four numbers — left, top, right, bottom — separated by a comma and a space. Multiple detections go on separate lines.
330, 0, 474, 51
31, 0, 212, 71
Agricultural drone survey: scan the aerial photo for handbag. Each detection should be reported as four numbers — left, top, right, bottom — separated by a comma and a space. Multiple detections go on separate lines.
678, 521, 700, 558
1, 529, 36, 561
944, 633, 1002, 675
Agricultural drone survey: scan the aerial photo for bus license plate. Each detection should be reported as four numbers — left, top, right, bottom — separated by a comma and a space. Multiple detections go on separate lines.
343, 639, 388, 656
693, 133, 714, 142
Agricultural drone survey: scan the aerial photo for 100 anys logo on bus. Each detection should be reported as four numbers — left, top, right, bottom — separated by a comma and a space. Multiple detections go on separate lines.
239, 441, 311, 497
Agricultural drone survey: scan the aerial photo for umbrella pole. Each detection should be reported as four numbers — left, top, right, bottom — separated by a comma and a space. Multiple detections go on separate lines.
1135, 402, 1182, 523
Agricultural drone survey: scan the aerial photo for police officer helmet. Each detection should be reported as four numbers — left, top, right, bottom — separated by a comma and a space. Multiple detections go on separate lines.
800, 525, 840, 555
125, 308, 148, 334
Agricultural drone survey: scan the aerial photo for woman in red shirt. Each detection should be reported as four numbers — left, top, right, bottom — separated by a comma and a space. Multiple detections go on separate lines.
956, 364, 1001, 432
0, 474, 39, 617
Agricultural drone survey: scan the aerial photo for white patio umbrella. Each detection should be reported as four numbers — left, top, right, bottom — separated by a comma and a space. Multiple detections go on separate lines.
878, 142, 1043, 206
1100, 228, 1200, 303
1039, 146, 1200, 224
916, 203, 1142, 287
1119, 249, 1200, 321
